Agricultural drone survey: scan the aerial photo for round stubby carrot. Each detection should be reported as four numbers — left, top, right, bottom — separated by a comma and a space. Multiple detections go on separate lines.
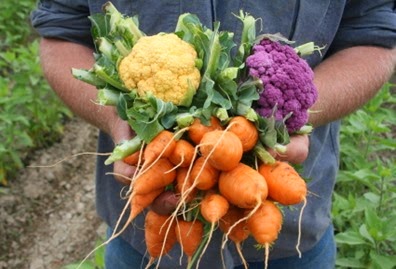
259, 161, 308, 258
188, 116, 223, 145
219, 206, 250, 269
190, 157, 219, 191
247, 200, 283, 244
133, 158, 176, 195
144, 130, 177, 165
258, 161, 307, 205
175, 219, 204, 263
228, 116, 258, 152
199, 130, 243, 171
218, 163, 268, 209
175, 167, 197, 203
169, 139, 196, 168
246, 200, 283, 269
219, 205, 249, 244
196, 192, 230, 268
145, 210, 177, 263
200, 192, 230, 224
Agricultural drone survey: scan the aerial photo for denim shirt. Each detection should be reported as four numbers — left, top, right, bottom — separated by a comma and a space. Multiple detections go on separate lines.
31, 1, 396, 268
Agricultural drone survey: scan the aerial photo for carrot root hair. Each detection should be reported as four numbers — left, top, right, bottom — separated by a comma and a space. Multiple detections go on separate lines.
296, 196, 307, 258
264, 242, 270, 269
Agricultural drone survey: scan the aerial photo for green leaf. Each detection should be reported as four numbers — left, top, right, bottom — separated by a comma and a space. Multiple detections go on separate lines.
359, 224, 375, 245
335, 231, 368, 246
364, 208, 382, 233
234, 10, 257, 67
257, 116, 277, 148
116, 93, 131, 120
93, 56, 127, 91
130, 119, 164, 142
335, 257, 366, 268
123, 94, 178, 143
370, 252, 396, 269
363, 192, 380, 205
89, 13, 110, 40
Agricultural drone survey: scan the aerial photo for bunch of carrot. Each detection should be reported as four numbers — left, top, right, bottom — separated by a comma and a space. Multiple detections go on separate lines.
68, 4, 316, 269
115, 115, 308, 269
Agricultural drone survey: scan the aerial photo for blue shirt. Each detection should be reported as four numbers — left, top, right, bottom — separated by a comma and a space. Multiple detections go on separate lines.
31, 1, 396, 268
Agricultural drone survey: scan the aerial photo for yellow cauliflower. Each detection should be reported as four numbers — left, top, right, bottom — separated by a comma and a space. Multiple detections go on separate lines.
118, 33, 201, 106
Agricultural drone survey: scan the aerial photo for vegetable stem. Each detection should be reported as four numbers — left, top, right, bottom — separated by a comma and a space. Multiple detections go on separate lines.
105, 136, 142, 165
97, 88, 120, 106
71, 68, 106, 88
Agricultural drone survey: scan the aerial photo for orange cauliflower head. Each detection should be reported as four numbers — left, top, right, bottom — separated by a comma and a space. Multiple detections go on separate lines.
118, 33, 201, 106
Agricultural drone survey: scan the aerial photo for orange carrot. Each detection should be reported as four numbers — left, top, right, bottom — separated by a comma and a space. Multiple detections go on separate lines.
219, 205, 250, 244
218, 163, 268, 209
108, 159, 175, 241
190, 157, 219, 191
188, 117, 223, 145
228, 116, 258, 152
197, 192, 230, 268
123, 150, 142, 166
258, 161, 307, 205
200, 192, 229, 223
199, 130, 243, 171
169, 139, 196, 168
175, 167, 197, 203
219, 206, 250, 269
143, 130, 177, 165
258, 161, 308, 257
246, 200, 283, 269
145, 210, 177, 266
129, 188, 164, 222
133, 158, 176, 195
175, 219, 204, 264
246, 200, 283, 244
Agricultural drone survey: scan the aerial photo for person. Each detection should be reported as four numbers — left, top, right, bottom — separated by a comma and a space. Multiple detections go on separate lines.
30, 1, 396, 268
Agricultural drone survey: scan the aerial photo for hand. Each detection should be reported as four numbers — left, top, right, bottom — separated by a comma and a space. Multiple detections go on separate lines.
270, 134, 310, 164
108, 116, 181, 215
109, 117, 137, 185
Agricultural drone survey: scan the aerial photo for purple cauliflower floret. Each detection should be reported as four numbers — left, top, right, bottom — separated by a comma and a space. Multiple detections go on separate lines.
246, 39, 318, 132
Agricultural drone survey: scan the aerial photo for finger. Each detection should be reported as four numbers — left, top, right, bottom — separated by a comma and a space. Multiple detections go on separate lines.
276, 135, 309, 164
113, 160, 138, 185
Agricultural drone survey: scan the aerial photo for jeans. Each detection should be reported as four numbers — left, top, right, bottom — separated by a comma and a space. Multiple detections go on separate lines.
104, 224, 336, 269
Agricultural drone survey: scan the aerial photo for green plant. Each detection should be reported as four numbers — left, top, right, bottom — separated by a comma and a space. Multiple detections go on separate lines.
333, 83, 396, 269
0, 0, 35, 49
0, 0, 72, 183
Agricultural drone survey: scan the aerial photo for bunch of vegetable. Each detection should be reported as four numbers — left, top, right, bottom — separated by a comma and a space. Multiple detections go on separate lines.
73, 2, 319, 268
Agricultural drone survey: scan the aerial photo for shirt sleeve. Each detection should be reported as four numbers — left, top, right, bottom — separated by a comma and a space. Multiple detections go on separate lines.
330, 0, 396, 52
30, 0, 94, 48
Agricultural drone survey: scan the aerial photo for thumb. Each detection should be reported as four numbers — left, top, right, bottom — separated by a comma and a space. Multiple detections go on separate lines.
113, 160, 137, 185
274, 135, 310, 164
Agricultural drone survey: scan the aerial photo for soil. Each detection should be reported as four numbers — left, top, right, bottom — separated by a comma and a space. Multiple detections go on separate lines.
0, 117, 106, 269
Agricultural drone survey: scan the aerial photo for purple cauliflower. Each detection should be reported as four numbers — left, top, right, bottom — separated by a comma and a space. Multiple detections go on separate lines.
246, 39, 318, 132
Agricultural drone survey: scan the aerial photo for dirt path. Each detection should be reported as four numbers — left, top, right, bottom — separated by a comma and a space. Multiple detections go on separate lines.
0, 118, 105, 269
